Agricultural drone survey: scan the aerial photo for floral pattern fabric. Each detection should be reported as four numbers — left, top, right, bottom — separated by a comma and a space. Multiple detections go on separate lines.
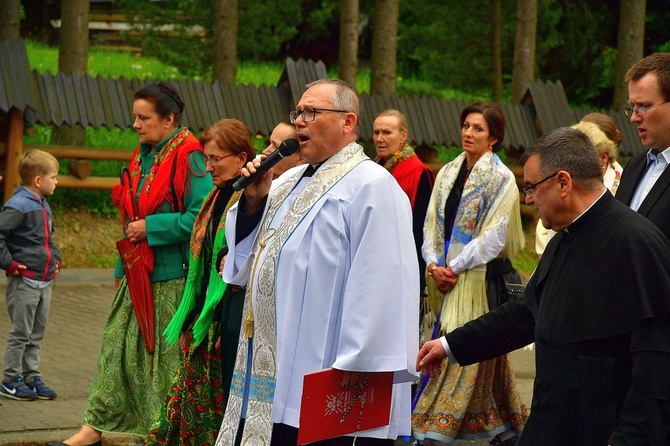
146, 328, 224, 446
412, 355, 528, 444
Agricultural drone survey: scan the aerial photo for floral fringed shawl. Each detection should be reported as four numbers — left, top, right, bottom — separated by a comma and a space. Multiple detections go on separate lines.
423, 151, 524, 333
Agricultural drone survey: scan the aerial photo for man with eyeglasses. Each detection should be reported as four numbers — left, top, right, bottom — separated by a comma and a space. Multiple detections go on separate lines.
616, 53, 670, 239
416, 127, 670, 446
216, 79, 419, 445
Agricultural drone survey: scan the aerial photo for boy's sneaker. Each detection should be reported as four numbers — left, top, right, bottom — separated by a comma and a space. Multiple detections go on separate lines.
25, 376, 57, 400
0, 376, 38, 401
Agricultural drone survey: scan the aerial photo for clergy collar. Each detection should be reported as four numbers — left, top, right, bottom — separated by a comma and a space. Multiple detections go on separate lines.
301, 159, 329, 178
562, 189, 609, 235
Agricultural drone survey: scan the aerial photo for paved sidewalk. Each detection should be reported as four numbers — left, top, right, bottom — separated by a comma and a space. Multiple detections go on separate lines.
0, 269, 535, 446
0, 269, 140, 445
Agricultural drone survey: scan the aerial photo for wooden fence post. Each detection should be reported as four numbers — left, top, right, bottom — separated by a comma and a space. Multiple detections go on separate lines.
4, 108, 24, 203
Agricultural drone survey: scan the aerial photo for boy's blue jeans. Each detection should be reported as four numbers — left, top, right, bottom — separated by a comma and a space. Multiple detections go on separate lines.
3, 275, 52, 382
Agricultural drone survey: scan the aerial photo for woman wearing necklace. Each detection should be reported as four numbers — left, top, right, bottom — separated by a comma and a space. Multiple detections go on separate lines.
146, 119, 255, 445
413, 102, 528, 446
49, 82, 212, 446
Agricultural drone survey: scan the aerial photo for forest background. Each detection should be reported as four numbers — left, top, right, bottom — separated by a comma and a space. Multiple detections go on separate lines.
1, 0, 668, 272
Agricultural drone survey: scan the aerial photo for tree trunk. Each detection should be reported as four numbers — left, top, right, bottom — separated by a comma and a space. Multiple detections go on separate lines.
339, 0, 359, 86
212, 0, 238, 84
370, 0, 399, 95
511, 0, 537, 103
53, 0, 89, 146
491, 0, 503, 103
0, 0, 21, 41
613, 0, 646, 109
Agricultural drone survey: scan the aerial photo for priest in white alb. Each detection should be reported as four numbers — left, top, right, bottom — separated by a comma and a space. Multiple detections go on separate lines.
216, 79, 420, 446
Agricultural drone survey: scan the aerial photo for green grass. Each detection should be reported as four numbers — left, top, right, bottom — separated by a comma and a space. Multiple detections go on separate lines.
27, 40, 286, 86
27, 40, 185, 80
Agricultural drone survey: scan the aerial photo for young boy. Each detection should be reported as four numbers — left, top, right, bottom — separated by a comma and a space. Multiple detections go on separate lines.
0, 149, 61, 401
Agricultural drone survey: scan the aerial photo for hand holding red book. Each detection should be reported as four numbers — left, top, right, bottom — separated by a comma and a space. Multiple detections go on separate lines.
298, 368, 393, 445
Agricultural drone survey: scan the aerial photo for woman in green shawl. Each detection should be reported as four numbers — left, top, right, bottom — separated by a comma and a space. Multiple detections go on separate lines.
146, 119, 256, 445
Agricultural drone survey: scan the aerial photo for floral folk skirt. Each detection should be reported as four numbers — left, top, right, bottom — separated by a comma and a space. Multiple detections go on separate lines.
412, 354, 529, 444
146, 326, 224, 446
83, 277, 184, 435
145, 283, 245, 445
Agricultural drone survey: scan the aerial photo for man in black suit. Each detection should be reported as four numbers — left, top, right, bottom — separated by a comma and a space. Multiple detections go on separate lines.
416, 127, 670, 446
616, 52, 670, 235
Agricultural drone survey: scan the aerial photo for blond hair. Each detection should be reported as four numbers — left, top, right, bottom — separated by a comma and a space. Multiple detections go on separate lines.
19, 149, 59, 185
375, 109, 409, 134
571, 121, 618, 166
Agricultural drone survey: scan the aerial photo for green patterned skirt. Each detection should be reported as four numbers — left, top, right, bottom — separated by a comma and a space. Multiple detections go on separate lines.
83, 277, 184, 435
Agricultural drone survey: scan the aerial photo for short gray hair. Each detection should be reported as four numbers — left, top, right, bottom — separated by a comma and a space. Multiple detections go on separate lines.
305, 79, 361, 134
521, 127, 603, 189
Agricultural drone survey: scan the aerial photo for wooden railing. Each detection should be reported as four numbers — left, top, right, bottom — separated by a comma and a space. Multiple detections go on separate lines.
31, 145, 133, 189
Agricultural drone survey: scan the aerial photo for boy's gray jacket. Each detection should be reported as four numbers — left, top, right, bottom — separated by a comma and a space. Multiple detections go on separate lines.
0, 185, 61, 280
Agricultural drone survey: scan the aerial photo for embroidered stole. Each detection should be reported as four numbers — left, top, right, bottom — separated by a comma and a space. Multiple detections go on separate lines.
216, 143, 368, 446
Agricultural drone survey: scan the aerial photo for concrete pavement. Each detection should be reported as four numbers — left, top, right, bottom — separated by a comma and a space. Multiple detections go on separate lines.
0, 269, 535, 446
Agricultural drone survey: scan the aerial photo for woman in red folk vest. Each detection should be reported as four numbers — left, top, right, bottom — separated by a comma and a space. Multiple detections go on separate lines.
373, 109, 435, 297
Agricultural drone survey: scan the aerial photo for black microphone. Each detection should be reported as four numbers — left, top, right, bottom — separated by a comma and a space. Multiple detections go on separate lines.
232, 138, 300, 191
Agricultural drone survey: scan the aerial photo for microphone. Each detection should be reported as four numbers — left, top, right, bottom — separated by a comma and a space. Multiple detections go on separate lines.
232, 138, 300, 191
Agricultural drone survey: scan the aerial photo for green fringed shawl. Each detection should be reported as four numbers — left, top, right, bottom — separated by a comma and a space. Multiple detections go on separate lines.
163, 188, 240, 346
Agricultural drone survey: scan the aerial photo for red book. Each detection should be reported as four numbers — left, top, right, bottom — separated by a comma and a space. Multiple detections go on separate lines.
297, 368, 393, 445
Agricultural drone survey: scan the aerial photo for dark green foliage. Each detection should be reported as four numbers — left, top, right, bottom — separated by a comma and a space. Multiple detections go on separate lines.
646, 3, 670, 53
278, 0, 340, 65
396, 0, 517, 99
104, 0, 667, 107
115, 0, 301, 78
536, 0, 619, 108
238, 0, 301, 62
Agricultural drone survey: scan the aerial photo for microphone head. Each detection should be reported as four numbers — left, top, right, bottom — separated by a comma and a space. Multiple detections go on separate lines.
278, 138, 300, 157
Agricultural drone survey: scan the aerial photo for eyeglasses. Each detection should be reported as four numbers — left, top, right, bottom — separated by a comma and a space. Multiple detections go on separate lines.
522, 172, 559, 196
623, 100, 670, 116
201, 152, 234, 165
289, 108, 349, 124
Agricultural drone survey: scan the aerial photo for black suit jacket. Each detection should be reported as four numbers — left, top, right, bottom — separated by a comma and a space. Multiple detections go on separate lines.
616, 150, 670, 238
